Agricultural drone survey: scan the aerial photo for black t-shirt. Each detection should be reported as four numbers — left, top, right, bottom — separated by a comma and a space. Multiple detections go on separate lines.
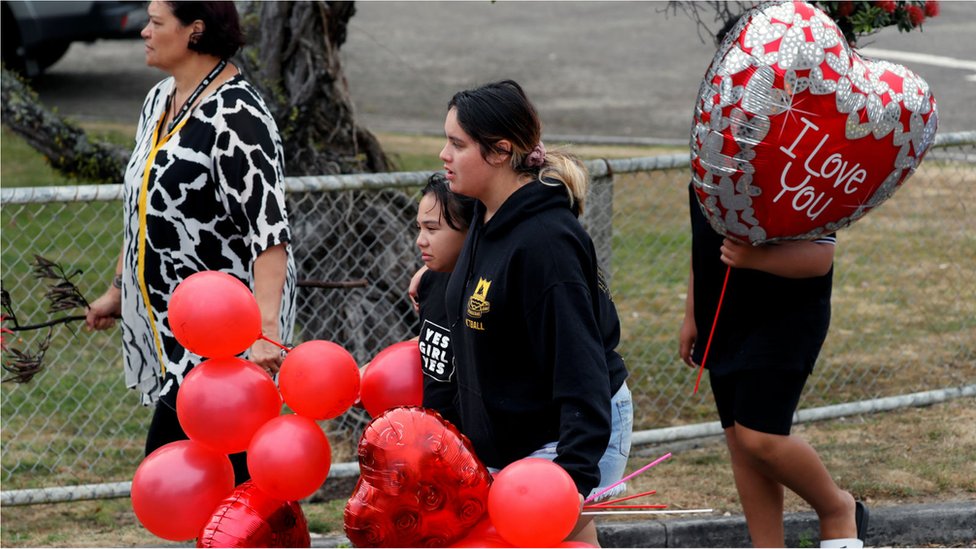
417, 269, 461, 427
689, 183, 833, 374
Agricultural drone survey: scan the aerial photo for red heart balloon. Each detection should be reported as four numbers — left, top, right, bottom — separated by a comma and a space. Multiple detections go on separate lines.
343, 407, 492, 548
690, 0, 937, 244
197, 480, 311, 548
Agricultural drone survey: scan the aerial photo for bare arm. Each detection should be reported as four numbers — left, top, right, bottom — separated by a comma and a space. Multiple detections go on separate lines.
248, 243, 288, 374
85, 245, 123, 331
720, 238, 834, 278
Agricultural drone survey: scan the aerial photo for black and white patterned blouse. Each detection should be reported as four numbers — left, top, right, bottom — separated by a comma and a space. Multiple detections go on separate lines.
120, 74, 296, 406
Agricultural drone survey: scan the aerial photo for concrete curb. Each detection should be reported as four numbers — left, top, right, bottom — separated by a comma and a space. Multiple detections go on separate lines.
310, 500, 975, 548
601, 500, 976, 548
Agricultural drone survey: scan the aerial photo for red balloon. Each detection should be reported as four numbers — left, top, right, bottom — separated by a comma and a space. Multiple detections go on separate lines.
168, 271, 262, 358
197, 480, 311, 548
449, 516, 515, 548
488, 458, 580, 547
176, 357, 282, 454
557, 542, 597, 548
360, 340, 423, 417
690, 1, 937, 244
247, 414, 331, 501
131, 440, 235, 542
279, 340, 360, 420
344, 407, 492, 548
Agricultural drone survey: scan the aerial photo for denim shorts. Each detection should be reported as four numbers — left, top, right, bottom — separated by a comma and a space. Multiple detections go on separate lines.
524, 381, 634, 501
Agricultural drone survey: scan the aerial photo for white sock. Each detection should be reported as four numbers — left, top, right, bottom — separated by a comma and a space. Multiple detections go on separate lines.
820, 538, 864, 548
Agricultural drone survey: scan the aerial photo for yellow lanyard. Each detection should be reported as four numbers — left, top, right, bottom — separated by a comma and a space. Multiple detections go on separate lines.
136, 111, 193, 376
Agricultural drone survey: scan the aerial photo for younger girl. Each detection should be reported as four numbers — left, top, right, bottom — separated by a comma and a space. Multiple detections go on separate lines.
413, 174, 474, 427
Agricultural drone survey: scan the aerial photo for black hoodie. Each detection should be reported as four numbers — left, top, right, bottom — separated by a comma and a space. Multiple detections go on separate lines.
445, 179, 628, 496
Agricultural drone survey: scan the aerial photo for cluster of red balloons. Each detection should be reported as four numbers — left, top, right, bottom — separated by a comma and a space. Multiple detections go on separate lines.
131, 272, 345, 542
131, 271, 431, 543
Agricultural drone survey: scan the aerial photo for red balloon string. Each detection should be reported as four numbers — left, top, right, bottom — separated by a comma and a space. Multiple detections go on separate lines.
693, 265, 731, 395
260, 334, 292, 353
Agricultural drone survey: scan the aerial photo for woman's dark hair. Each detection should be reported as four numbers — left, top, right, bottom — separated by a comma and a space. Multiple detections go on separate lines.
448, 80, 541, 171
420, 173, 475, 233
447, 80, 590, 214
167, 1, 245, 59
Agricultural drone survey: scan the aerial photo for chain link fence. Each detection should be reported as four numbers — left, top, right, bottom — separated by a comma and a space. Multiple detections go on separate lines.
2, 133, 973, 503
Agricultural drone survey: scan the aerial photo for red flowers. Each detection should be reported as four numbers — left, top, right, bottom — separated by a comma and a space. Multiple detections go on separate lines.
906, 4, 925, 26
924, 0, 940, 17
875, 0, 897, 14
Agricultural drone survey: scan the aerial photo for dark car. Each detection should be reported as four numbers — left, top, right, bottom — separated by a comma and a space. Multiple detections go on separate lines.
2, 0, 147, 77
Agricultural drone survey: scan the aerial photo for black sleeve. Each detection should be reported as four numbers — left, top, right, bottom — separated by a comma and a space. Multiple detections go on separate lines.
522, 244, 612, 496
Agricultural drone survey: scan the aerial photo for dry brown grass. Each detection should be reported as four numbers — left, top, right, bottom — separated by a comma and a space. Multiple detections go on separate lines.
2, 398, 973, 547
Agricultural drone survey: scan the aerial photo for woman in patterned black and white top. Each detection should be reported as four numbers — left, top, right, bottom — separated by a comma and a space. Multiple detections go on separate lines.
85, 0, 295, 483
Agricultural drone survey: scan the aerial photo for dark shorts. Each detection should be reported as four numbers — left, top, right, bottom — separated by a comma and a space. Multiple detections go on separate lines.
709, 368, 809, 436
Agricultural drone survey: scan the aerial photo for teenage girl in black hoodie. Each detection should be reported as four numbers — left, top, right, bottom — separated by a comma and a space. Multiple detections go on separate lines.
439, 80, 631, 546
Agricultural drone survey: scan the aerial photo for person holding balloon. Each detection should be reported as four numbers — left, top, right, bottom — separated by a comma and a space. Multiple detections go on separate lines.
669, 2, 936, 545
679, 184, 866, 548
439, 79, 632, 546
413, 173, 475, 427
85, 0, 295, 484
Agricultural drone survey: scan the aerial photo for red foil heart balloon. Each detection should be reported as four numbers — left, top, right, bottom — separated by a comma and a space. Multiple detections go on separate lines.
197, 480, 310, 548
344, 407, 492, 548
690, 0, 937, 244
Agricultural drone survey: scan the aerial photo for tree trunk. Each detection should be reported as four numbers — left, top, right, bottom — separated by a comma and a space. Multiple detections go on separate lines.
237, 1, 390, 175
237, 2, 418, 382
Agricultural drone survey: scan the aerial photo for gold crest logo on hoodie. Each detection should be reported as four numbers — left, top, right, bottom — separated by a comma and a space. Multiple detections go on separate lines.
465, 278, 491, 330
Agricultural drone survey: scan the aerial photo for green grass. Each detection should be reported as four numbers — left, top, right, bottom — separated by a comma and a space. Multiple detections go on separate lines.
1, 128, 77, 187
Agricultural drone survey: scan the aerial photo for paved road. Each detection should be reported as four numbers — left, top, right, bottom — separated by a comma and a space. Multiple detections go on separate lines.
32, 1, 976, 140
